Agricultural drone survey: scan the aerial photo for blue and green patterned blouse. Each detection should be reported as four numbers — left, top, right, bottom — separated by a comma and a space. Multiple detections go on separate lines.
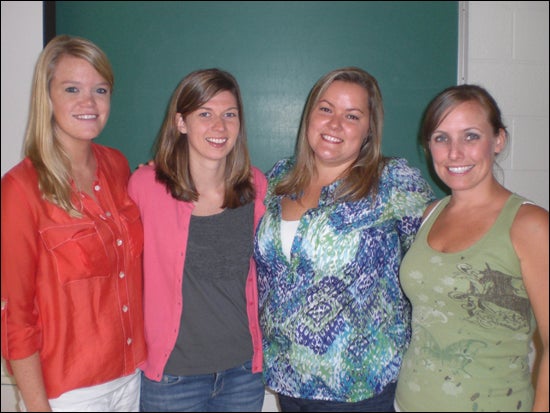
254, 157, 435, 402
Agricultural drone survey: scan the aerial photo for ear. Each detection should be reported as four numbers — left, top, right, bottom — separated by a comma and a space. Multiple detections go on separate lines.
494, 128, 506, 154
175, 113, 187, 134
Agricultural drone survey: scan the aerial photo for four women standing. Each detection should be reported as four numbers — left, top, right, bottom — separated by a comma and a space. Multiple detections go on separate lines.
3, 35, 546, 412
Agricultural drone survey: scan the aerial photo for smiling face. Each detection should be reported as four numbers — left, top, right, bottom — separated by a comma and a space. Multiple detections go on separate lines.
306, 80, 371, 171
176, 90, 240, 165
428, 100, 505, 193
49, 55, 111, 147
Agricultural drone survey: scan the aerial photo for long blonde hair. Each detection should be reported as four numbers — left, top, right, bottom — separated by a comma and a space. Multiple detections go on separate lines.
276, 67, 387, 202
154, 68, 255, 207
24, 34, 114, 217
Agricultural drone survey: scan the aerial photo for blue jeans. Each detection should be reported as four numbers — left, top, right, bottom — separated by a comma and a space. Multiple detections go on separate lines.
139, 360, 265, 412
277, 381, 396, 412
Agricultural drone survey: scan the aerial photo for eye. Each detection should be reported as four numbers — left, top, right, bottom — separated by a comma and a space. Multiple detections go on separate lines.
432, 134, 448, 143
96, 87, 109, 95
198, 112, 211, 118
65, 86, 78, 93
346, 114, 360, 121
224, 111, 238, 118
465, 132, 480, 141
319, 106, 331, 113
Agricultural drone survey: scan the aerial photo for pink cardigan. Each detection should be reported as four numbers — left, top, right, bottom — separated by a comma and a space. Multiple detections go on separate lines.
128, 165, 267, 381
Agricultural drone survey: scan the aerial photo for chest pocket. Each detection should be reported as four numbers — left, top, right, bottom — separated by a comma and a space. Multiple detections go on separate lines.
118, 203, 144, 258
40, 222, 110, 284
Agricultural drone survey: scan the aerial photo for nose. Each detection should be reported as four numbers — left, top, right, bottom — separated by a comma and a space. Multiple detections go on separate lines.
328, 114, 342, 130
80, 90, 97, 106
211, 115, 226, 131
448, 140, 463, 160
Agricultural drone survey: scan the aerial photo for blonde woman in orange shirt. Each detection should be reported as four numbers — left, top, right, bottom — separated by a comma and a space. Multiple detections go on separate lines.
1, 35, 146, 412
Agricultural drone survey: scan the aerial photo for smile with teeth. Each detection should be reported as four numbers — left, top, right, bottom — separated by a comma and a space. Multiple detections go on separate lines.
206, 137, 228, 144
321, 134, 343, 143
447, 165, 473, 173
74, 114, 98, 120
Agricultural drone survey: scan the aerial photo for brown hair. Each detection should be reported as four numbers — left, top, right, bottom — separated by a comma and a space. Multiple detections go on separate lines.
153, 68, 254, 207
420, 84, 509, 158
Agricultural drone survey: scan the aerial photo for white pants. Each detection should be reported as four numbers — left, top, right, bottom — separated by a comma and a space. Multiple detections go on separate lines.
21, 369, 141, 412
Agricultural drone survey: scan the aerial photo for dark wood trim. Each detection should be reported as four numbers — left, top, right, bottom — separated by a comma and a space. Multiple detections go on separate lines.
43, 1, 56, 47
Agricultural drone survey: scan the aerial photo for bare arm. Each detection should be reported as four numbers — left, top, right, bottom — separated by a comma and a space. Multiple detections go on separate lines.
512, 204, 549, 412
10, 352, 51, 412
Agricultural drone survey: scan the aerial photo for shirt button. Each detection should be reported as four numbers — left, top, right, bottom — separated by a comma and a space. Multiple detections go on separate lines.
122, 305, 128, 312
94, 184, 101, 191
105, 211, 112, 217
127, 338, 132, 345
119, 272, 125, 279
117, 239, 123, 246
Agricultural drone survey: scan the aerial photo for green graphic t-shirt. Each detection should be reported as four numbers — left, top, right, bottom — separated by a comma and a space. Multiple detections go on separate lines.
395, 193, 536, 412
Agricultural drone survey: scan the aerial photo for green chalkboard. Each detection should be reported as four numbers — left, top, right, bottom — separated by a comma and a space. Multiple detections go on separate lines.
56, 1, 458, 197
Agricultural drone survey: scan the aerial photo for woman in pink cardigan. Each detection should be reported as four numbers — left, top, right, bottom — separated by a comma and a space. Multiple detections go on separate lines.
129, 68, 267, 412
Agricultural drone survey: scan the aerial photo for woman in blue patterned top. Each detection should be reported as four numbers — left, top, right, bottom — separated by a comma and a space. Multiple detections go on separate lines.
253, 67, 435, 412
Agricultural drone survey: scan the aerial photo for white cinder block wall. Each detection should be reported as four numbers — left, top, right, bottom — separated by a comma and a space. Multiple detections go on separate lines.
466, 1, 549, 210
1, 1, 548, 412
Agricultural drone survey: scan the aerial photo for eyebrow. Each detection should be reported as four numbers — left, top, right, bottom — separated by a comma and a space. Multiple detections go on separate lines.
318, 99, 365, 114
197, 105, 239, 111
58, 80, 110, 87
432, 126, 483, 135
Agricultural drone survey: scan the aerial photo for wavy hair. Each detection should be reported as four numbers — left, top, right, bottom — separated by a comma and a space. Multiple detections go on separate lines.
23, 34, 114, 217
275, 67, 387, 202
154, 68, 254, 207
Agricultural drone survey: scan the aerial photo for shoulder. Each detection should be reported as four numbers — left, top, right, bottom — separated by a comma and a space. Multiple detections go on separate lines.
512, 201, 549, 238
251, 165, 268, 194
93, 144, 130, 173
93, 143, 126, 161
128, 165, 169, 203
2, 158, 35, 179
510, 197, 548, 261
251, 166, 267, 185
1, 158, 38, 191
382, 157, 420, 178
381, 157, 434, 194
266, 157, 293, 181
130, 163, 155, 181
422, 198, 447, 220
2, 160, 42, 215
129, 164, 156, 189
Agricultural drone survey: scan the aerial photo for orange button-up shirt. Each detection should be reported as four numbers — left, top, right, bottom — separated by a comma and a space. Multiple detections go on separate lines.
1, 144, 146, 399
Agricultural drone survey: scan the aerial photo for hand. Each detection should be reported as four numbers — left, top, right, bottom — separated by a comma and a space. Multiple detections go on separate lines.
136, 160, 155, 169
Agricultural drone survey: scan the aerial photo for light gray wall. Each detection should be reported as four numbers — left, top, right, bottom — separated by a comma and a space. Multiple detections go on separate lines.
1, 1, 42, 177
1, 4, 43, 410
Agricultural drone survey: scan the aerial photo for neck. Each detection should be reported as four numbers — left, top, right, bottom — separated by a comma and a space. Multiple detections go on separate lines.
190, 158, 226, 193
449, 179, 510, 209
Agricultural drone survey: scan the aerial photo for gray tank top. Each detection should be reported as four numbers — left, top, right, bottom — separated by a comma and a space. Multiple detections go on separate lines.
164, 202, 254, 375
